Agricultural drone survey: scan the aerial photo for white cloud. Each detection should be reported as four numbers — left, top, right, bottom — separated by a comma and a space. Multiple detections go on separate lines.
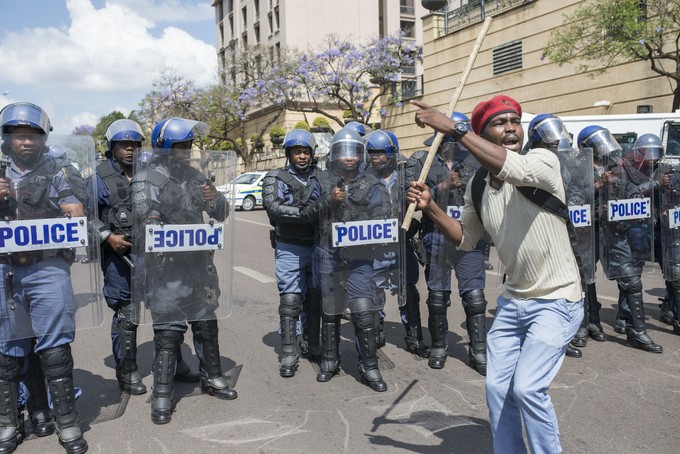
0, 0, 217, 92
112, 0, 214, 23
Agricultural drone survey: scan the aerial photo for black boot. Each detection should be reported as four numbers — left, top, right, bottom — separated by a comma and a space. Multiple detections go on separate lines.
317, 316, 341, 382
279, 315, 299, 377
402, 284, 430, 358
39, 346, 88, 454
665, 280, 680, 335
114, 303, 146, 395
571, 326, 588, 348
0, 354, 21, 454
462, 290, 487, 376
585, 283, 607, 342
24, 347, 55, 437
354, 308, 387, 393
193, 320, 237, 400
427, 291, 450, 369
626, 291, 663, 353
659, 297, 674, 325
302, 289, 322, 360
614, 286, 631, 334
278, 293, 302, 377
565, 345, 582, 358
151, 331, 180, 425
174, 335, 200, 383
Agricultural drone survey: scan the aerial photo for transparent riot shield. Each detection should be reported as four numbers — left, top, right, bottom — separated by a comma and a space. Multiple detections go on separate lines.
599, 153, 655, 279
560, 147, 595, 284
131, 148, 236, 325
420, 145, 501, 292
0, 133, 103, 342
318, 170, 400, 316
658, 158, 680, 281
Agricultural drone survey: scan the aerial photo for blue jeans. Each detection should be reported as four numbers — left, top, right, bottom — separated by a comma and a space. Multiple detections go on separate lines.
486, 296, 583, 454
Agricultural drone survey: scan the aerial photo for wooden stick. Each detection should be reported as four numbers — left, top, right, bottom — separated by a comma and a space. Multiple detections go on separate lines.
402, 16, 493, 231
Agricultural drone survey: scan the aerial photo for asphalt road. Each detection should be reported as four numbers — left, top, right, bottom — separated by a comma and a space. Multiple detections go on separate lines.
15, 209, 680, 454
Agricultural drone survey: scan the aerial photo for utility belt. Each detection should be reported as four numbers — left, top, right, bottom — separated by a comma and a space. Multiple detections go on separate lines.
0, 249, 72, 267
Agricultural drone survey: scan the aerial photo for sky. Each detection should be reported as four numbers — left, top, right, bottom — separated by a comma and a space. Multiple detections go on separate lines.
0, 0, 218, 133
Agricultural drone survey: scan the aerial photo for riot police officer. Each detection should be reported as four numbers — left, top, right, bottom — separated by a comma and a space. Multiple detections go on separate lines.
364, 130, 429, 357
525, 114, 596, 359
658, 134, 680, 336
131, 118, 237, 425
405, 112, 489, 375
262, 129, 322, 377
0, 103, 88, 453
96, 119, 198, 395
578, 126, 662, 353
302, 127, 391, 392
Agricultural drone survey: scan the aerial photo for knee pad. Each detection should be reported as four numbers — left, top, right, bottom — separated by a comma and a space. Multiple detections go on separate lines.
116, 301, 139, 332
279, 293, 303, 318
462, 289, 487, 316
154, 330, 183, 352
38, 346, 74, 381
427, 291, 450, 315
618, 274, 642, 294
351, 310, 376, 331
0, 354, 21, 380
348, 297, 374, 314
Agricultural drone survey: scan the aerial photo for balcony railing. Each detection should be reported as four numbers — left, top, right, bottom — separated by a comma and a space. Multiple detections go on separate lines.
436, 0, 531, 37
391, 75, 424, 102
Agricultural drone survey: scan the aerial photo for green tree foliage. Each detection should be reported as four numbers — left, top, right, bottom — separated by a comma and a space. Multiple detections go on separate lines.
545, 0, 680, 110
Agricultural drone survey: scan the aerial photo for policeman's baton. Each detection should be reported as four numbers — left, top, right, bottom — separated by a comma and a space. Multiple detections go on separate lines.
402, 16, 493, 232
122, 255, 135, 269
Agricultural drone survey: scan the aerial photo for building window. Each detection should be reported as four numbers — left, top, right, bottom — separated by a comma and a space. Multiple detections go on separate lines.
242, 6, 247, 28
400, 0, 415, 16
254, 24, 260, 44
400, 20, 415, 39
492, 40, 522, 75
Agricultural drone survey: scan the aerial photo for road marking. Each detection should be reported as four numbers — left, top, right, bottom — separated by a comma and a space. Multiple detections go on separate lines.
236, 217, 271, 228
234, 266, 276, 283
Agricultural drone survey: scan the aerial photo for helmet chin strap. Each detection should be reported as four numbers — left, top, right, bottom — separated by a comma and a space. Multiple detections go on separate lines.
294, 162, 310, 172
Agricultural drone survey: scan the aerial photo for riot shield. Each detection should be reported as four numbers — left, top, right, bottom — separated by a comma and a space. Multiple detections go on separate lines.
0, 133, 103, 342
318, 170, 400, 316
599, 153, 655, 279
419, 145, 500, 292
559, 147, 595, 284
658, 158, 680, 281
131, 147, 236, 325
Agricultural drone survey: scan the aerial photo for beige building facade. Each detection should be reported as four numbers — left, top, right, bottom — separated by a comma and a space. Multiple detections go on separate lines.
384, 0, 675, 156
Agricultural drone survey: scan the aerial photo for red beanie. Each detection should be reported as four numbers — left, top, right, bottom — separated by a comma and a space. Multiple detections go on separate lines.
471, 95, 522, 135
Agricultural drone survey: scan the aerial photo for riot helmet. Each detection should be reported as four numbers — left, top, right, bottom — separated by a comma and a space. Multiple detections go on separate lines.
365, 129, 399, 173
527, 114, 570, 149
578, 125, 622, 159
283, 129, 316, 171
344, 121, 368, 137
0, 102, 52, 156
151, 117, 209, 151
632, 133, 663, 162
423, 111, 470, 147
105, 119, 145, 162
329, 127, 365, 173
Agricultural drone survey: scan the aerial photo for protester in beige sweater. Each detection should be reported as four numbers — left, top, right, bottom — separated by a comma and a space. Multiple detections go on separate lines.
408, 95, 583, 454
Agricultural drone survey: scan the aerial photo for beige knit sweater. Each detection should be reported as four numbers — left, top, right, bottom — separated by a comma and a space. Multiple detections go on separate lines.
458, 147, 583, 302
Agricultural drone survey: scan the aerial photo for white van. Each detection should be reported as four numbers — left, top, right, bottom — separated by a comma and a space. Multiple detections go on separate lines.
217, 171, 267, 211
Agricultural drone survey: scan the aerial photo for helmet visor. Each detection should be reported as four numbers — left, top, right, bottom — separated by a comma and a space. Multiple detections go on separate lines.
0, 103, 51, 135
533, 117, 570, 144
330, 140, 364, 160
584, 129, 622, 157
106, 119, 145, 143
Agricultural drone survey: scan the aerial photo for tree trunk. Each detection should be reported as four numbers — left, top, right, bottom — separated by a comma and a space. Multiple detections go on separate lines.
673, 83, 680, 112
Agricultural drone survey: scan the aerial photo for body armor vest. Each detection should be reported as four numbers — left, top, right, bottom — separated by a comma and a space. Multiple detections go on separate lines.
16, 156, 86, 220
144, 166, 206, 224
97, 160, 133, 235
266, 168, 318, 242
